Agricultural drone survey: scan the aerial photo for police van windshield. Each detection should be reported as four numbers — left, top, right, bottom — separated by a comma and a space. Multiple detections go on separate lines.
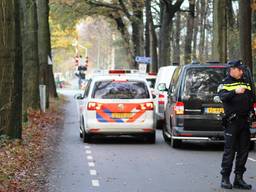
182, 67, 227, 101
92, 80, 150, 99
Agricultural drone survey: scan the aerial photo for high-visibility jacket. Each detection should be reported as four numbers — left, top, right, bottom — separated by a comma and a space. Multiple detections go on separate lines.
218, 75, 254, 116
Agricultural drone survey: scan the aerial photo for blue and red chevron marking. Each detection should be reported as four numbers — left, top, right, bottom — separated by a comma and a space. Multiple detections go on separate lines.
96, 108, 124, 123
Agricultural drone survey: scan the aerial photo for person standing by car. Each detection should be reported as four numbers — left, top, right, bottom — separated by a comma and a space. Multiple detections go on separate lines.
218, 60, 254, 190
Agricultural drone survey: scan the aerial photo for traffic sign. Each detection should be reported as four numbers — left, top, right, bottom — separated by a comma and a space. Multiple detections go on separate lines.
135, 56, 151, 64
138, 63, 147, 73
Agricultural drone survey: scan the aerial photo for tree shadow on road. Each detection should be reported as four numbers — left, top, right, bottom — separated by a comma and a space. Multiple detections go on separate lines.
166, 140, 224, 151
86, 135, 155, 145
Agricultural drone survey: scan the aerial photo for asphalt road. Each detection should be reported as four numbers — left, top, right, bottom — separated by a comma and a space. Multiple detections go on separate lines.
47, 88, 256, 192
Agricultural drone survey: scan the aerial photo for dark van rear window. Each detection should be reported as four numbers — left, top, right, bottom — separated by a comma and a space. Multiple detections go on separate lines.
182, 67, 226, 101
92, 80, 150, 99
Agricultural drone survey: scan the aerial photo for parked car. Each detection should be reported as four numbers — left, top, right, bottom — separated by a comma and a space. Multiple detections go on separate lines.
75, 70, 155, 143
154, 65, 177, 129
160, 63, 256, 148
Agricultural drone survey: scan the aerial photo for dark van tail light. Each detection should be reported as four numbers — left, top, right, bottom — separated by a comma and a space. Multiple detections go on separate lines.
137, 102, 154, 110
87, 102, 102, 110
158, 94, 165, 113
254, 103, 256, 114
174, 102, 184, 115
158, 94, 165, 105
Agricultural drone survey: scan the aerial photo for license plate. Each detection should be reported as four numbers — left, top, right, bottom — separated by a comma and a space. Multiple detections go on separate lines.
205, 107, 224, 114
112, 113, 132, 119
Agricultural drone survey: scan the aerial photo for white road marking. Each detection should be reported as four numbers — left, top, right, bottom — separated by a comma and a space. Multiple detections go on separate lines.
90, 170, 97, 175
92, 180, 100, 187
87, 155, 93, 160
248, 157, 256, 162
88, 162, 95, 167
84, 147, 100, 188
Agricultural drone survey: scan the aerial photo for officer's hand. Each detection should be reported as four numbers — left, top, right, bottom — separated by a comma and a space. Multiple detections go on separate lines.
235, 87, 245, 94
249, 111, 256, 121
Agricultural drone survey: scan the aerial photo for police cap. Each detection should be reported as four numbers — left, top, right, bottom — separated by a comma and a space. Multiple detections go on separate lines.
227, 60, 245, 69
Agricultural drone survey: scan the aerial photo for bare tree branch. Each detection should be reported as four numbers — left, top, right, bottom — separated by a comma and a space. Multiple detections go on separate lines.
118, 0, 131, 19
172, 0, 184, 11
85, 0, 121, 10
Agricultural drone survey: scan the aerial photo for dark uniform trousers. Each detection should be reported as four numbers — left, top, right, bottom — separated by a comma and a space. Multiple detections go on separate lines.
221, 116, 250, 176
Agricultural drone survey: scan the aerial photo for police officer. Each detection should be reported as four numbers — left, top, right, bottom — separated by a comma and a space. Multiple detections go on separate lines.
218, 60, 254, 190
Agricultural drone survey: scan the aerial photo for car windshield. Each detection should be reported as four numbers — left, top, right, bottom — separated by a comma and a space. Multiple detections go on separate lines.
182, 67, 227, 101
92, 80, 150, 99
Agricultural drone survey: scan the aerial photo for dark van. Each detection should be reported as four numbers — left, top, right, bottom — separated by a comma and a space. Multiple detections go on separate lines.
160, 63, 256, 148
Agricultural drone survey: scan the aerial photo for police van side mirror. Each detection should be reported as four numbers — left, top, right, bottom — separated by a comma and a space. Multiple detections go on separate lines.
158, 83, 168, 92
74, 93, 83, 100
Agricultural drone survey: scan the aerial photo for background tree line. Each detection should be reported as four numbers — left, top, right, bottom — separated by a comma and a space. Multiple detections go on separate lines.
0, 0, 57, 139
50, 0, 255, 72
0, 0, 255, 139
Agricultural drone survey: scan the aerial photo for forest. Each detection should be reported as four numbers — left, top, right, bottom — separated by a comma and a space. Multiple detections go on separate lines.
0, 0, 255, 139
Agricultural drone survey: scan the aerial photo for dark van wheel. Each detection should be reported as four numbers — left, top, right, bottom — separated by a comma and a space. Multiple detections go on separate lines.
171, 138, 182, 148
162, 122, 171, 143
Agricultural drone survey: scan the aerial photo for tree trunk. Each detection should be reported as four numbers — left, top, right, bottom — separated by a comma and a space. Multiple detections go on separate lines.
172, 12, 181, 65
184, 0, 195, 64
113, 16, 134, 68
0, 0, 22, 138
145, 0, 150, 58
159, 1, 184, 67
212, 0, 227, 63
159, 4, 172, 67
239, 0, 252, 71
37, 0, 50, 108
227, 0, 238, 59
145, 0, 158, 72
205, 0, 212, 61
199, 0, 207, 62
192, 0, 200, 60
48, 57, 58, 97
46, 2, 57, 98
21, 0, 40, 120
131, 2, 144, 64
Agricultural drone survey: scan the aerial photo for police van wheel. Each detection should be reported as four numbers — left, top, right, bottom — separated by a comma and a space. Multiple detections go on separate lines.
83, 130, 91, 143
82, 126, 91, 143
80, 125, 83, 138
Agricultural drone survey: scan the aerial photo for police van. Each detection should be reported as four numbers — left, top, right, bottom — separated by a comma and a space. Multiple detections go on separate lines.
75, 70, 155, 143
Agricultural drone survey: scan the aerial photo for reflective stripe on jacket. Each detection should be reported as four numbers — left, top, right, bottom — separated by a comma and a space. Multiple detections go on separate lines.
222, 82, 251, 91
218, 75, 254, 116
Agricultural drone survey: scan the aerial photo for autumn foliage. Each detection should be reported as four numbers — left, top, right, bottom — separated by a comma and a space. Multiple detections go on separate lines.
0, 98, 64, 192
